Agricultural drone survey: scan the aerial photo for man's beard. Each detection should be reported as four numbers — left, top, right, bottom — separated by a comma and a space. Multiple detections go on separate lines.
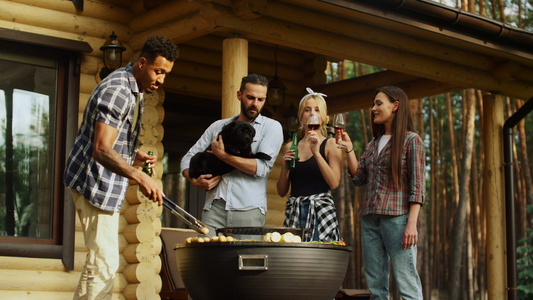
241, 102, 261, 121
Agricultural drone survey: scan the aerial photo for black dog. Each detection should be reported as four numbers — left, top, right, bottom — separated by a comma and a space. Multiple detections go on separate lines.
188, 121, 272, 179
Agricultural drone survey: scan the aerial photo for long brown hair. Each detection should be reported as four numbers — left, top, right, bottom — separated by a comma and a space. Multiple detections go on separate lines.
371, 86, 415, 188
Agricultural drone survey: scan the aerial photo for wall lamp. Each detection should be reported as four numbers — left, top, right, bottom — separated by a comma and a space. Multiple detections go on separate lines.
267, 45, 286, 111
99, 31, 126, 80
286, 103, 299, 134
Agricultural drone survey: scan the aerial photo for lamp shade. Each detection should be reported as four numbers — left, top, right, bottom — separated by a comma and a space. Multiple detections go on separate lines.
100, 32, 126, 70
267, 75, 286, 109
286, 103, 299, 132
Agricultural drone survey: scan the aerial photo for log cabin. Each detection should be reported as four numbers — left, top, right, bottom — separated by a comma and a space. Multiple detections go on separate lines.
0, 0, 532, 299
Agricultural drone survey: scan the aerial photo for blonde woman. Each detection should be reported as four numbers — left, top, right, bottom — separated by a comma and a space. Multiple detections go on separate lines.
277, 88, 343, 242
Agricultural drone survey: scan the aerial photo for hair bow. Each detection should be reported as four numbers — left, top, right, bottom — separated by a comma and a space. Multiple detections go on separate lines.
299, 87, 327, 108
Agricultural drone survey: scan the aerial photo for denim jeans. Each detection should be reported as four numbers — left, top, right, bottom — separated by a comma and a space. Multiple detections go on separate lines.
300, 200, 319, 241
361, 214, 423, 300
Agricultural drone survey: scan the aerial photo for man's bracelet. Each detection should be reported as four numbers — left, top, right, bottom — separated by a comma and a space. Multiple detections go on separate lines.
345, 148, 354, 154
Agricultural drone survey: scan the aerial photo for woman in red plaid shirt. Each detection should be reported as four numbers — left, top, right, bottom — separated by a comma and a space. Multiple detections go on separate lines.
338, 85, 425, 300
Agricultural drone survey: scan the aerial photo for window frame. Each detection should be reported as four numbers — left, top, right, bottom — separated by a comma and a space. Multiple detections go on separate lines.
0, 29, 91, 270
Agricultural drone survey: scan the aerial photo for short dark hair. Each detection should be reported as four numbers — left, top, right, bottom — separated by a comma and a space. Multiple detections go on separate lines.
239, 73, 268, 92
139, 35, 179, 63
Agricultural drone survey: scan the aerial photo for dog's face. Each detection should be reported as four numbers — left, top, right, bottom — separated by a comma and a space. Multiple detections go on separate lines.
219, 121, 255, 156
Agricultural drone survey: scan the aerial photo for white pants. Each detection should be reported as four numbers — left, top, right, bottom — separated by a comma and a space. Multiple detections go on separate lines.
70, 189, 119, 300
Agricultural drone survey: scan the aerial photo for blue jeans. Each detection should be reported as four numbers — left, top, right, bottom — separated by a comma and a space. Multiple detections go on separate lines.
361, 214, 423, 300
300, 200, 319, 241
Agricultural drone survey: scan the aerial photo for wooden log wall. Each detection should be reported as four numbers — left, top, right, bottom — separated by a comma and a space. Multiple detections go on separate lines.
0, 1, 167, 298
0, 0, 132, 299
0, 1, 329, 298
122, 88, 166, 300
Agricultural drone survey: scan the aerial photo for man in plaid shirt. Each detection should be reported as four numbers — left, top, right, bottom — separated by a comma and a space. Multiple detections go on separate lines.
64, 36, 178, 300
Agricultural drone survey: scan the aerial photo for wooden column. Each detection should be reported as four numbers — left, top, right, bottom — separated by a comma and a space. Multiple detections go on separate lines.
222, 38, 248, 119
483, 93, 507, 300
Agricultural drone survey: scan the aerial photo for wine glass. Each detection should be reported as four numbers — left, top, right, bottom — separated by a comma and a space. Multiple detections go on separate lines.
307, 113, 320, 131
332, 113, 345, 148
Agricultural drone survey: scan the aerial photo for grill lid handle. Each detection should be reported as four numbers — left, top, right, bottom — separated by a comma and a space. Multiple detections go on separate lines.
238, 255, 268, 271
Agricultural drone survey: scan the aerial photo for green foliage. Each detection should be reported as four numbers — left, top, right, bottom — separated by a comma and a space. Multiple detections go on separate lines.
517, 205, 533, 300
326, 1, 533, 294
0, 97, 51, 238
344, 110, 370, 157
430, 0, 533, 30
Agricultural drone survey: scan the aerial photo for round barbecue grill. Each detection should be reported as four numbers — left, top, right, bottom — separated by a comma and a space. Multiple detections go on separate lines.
174, 235, 351, 300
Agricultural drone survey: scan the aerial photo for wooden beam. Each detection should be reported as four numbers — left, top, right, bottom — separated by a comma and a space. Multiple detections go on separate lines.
231, 0, 267, 20
0, 19, 135, 60
12, 0, 133, 24
129, 3, 221, 50
261, 0, 495, 72
175, 44, 305, 82
0, 27, 92, 53
314, 70, 420, 97
181, 35, 306, 67
214, 5, 533, 100
325, 77, 461, 113
0, 1, 130, 41
129, 1, 202, 33
492, 61, 533, 84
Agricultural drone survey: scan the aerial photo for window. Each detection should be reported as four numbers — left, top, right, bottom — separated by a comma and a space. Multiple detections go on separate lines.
0, 29, 91, 269
0, 58, 56, 240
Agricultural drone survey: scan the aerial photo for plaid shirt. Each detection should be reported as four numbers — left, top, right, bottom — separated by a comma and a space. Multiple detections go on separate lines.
284, 191, 341, 242
64, 63, 142, 213
351, 131, 426, 216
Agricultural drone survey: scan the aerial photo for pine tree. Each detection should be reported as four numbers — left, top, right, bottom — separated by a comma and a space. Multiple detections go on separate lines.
517, 205, 533, 300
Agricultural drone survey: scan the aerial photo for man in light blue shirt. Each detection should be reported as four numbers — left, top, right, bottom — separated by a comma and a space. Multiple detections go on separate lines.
181, 73, 283, 236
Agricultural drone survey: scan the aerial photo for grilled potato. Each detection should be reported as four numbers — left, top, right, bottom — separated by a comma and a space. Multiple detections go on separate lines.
263, 232, 272, 242
281, 232, 294, 242
201, 227, 210, 235
270, 232, 281, 242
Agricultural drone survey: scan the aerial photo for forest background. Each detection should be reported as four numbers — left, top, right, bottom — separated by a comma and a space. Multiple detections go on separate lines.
328, 1, 533, 299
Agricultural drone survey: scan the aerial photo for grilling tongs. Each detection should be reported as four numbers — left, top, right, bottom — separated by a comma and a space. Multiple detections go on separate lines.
162, 196, 209, 235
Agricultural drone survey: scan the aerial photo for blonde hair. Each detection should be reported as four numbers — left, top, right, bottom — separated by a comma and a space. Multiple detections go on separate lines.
297, 94, 328, 139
